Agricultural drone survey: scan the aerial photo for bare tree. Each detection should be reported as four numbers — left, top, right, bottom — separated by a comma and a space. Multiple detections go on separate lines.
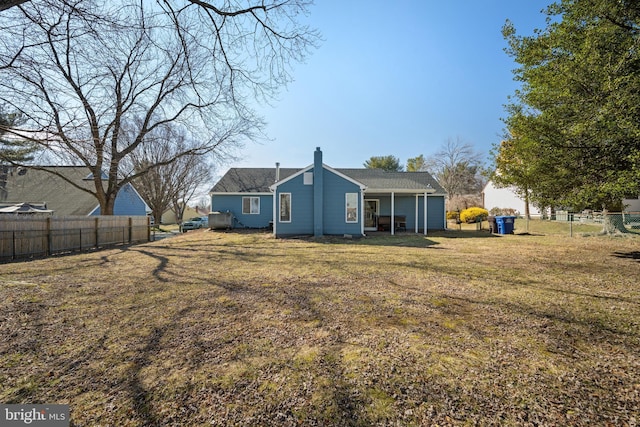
128, 122, 211, 225
0, 0, 318, 214
170, 158, 211, 227
423, 137, 486, 199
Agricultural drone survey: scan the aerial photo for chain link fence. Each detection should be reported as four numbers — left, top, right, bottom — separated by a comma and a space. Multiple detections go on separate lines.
447, 211, 640, 236
515, 211, 640, 236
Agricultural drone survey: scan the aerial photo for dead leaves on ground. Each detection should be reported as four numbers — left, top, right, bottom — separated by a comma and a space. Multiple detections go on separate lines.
0, 231, 639, 426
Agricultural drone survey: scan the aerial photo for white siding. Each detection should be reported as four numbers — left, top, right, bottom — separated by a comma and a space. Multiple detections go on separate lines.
482, 180, 543, 217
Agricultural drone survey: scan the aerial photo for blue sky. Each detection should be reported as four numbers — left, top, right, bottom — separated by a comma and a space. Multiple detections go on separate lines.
224, 1, 552, 173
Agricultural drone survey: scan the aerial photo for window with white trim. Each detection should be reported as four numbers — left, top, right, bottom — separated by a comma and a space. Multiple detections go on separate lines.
346, 193, 358, 223
242, 197, 260, 214
279, 193, 291, 222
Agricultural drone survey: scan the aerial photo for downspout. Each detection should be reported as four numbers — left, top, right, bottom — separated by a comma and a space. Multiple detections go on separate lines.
313, 147, 323, 237
271, 187, 277, 237
273, 162, 279, 237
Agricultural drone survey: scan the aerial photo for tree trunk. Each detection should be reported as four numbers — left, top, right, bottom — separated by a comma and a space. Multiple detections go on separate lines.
101, 193, 117, 215
600, 210, 628, 234
153, 208, 163, 226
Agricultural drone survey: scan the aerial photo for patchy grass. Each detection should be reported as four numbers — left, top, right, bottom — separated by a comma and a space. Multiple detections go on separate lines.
1, 229, 639, 426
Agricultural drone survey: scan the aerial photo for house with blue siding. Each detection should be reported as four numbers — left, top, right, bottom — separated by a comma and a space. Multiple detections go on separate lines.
0, 166, 150, 216
210, 148, 447, 237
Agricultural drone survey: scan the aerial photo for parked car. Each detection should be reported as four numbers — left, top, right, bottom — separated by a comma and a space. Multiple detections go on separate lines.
182, 217, 207, 232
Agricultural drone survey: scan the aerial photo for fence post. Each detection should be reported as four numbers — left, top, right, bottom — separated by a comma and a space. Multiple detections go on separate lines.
46, 217, 51, 256
128, 217, 133, 244
12, 230, 16, 260
569, 212, 573, 237
95, 217, 99, 248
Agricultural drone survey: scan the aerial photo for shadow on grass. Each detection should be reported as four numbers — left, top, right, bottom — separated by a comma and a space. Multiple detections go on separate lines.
429, 230, 500, 239
352, 235, 442, 248
134, 248, 170, 282
126, 306, 194, 426
612, 250, 640, 263
282, 230, 502, 249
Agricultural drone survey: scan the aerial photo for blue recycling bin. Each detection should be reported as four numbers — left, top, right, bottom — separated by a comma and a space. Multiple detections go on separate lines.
495, 216, 516, 234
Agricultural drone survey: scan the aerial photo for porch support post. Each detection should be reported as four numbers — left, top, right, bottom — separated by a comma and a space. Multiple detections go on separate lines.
391, 191, 395, 235
360, 191, 365, 236
423, 192, 428, 236
415, 194, 419, 233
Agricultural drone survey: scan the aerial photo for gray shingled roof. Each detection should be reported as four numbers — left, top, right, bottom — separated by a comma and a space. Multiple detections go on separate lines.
336, 169, 446, 193
210, 168, 300, 193
1, 166, 105, 216
211, 167, 446, 194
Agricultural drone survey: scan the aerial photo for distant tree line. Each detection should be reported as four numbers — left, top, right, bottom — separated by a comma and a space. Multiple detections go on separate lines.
364, 137, 487, 210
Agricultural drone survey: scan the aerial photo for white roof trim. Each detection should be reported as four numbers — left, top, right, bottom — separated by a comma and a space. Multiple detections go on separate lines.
269, 163, 367, 191
126, 182, 152, 214
269, 164, 313, 190
364, 188, 437, 194
88, 182, 151, 215
324, 164, 367, 190
210, 192, 273, 196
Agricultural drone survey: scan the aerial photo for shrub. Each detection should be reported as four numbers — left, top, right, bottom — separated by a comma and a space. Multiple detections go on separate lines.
460, 207, 489, 223
446, 211, 459, 220
489, 207, 520, 217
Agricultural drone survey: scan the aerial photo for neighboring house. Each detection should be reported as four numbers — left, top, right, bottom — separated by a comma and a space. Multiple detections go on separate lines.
484, 179, 640, 216
623, 196, 640, 212
0, 166, 150, 216
482, 180, 544, 218
161, 205, 210, 224
210, 147, 447, 237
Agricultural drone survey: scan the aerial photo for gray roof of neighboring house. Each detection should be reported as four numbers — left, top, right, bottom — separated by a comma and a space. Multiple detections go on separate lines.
210, 167, 446, 195
1, 166, 110, 216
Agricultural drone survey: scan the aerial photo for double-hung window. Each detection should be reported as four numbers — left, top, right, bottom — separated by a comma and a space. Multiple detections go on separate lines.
242, 197, 260, 214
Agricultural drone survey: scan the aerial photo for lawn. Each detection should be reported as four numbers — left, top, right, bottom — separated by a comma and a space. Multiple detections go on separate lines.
1, 228, 639, 426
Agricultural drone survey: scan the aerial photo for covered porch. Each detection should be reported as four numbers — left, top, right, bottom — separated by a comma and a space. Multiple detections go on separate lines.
362, 189, 438, 236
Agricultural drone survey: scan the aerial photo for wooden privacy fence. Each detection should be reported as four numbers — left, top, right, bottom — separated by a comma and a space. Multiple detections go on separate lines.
0, 215, 150, 260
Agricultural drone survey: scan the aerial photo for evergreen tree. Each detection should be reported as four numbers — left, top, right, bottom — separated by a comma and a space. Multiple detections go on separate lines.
363, 155, 403, 172
0, 107, 36, 163
499, 0, 640, 222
